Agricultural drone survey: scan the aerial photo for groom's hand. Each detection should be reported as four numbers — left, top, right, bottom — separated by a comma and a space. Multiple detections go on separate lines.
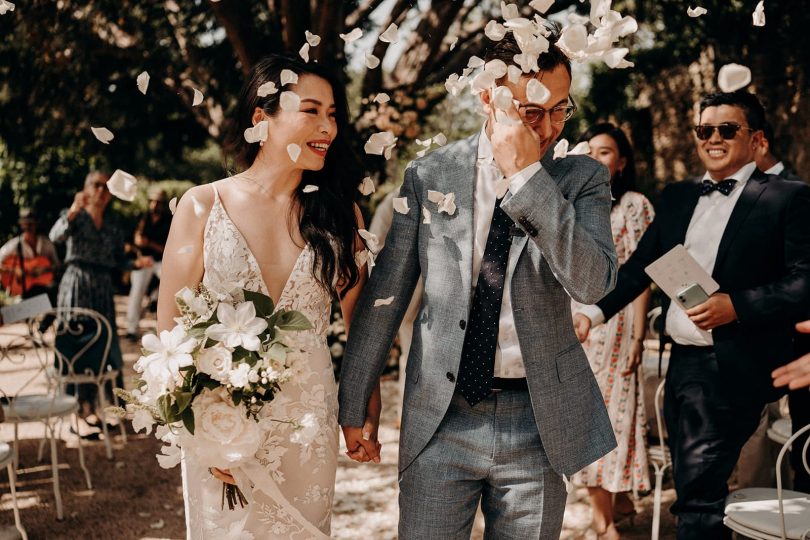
488, 101, 542, 177
341, 424, 381, 464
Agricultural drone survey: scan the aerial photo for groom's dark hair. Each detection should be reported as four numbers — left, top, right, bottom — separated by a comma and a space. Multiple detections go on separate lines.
484, 20, 572, 80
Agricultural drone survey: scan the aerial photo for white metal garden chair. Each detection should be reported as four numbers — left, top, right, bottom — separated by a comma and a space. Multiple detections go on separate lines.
0, 327, 91, 521
0, 441, 27, 539
724, 422, 810, 539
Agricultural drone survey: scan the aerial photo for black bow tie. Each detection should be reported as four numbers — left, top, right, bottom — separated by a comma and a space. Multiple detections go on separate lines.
700, 179, 737, 196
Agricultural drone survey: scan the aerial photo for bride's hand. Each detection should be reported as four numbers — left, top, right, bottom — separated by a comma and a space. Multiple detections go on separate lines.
210, 467, 236, 485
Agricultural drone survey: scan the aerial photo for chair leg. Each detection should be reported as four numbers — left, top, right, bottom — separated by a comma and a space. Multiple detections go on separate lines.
112, 384, 128, 445
7, 462, 28, 540
37, 428, 47, 463
48, 425, 64, 521
652, 467, 664, 540
97, 383, 113, 460
72, 413, 92, 490
13, 424, 19, 470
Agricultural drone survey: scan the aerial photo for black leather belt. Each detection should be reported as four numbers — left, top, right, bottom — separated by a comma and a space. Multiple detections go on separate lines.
491, 377, 528, 391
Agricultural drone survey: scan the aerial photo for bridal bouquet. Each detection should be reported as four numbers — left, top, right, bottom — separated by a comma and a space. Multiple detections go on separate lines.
112, 285, 312, 509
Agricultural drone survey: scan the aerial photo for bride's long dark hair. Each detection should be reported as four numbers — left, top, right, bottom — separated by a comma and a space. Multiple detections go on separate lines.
224, 54, 363, 299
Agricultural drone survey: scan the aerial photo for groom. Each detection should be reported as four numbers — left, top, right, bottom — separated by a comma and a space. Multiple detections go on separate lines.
339, 31, 618, 538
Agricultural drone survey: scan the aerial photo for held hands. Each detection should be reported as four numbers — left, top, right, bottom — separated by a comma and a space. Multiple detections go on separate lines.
771, 320, 810, 390
685, 293, 737, 331
341, 382, 382, 464
487, 100, 541, 177
573, 313, 592, 343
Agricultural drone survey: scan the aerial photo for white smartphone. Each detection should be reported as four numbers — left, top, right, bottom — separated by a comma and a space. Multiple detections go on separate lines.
675, 283, 710, 309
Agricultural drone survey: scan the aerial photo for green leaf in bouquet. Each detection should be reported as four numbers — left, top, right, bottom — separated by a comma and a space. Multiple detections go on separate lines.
174, 391, 194, 414
243, 289, 275, 318
264, 342, 289, 362
231, 390, 243, 407
273, 310, 313, 332
181, 407, 195, 435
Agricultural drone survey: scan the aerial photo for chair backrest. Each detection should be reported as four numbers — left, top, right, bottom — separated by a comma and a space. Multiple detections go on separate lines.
775, 422, 810, 539
0, 326, 65, 411
28, 306, 113, 383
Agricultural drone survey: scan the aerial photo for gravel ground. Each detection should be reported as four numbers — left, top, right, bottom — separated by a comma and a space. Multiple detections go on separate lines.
0, 297, 677, 539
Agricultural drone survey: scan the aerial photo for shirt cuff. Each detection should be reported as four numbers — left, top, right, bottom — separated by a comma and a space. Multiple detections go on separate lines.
576, 304, 605, 326
507, 162, 542, 196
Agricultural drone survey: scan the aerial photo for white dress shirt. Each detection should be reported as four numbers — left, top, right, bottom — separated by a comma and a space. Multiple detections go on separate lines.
765, 161, 785, 175
577, 161, 758, 347
474, 126, 541, 378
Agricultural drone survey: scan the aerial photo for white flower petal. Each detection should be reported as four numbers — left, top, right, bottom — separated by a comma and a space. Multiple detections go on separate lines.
467, 56, 485, 69
305, 30, 321, 47
168, 197, 178, 215
449, 36, 458, 50
279, 91, 300, 112
433, 133, 447, 146
603, 47, 631, 69
529, 0, 554, 13
374, 296, 395, 307
91, 126, 114, 144
494, 109, 521, 126
559, 23, 589, 53
287, 143, 301, 162
244, 120, 269, 143
257, 81, 278, 97
568, 141, 591, 155
302, 184, 318, 193
553, 139, 569, 160
507, 65, 523, 84
717, 63, 751, 92
364, 131, 396, 155
107, 169, 138, 202
373, 92, 390, 104
501, 1, 520, 20
393, 197, 409, 214
526, 79, 550, 104
150, 519, 165, 530
422, 207, 431, 224
445, 73, 466, 96
492, 86, 514, 110
484, 59, 508, 79
686, 6, 707, 17
280, 69, 298, 86
752, 1, 765, 26
485, 20, 507, 42
358, 229, 380, 252
358, 176, 375, 195
137, 71, 150, 95
365, 52, 380, 69
0, 1, 16, 15
379, 23, 399, 44
340, 28, 363, 44
298, 43, 310, 62
471, 70, 497, 93
192, 88, 204, 106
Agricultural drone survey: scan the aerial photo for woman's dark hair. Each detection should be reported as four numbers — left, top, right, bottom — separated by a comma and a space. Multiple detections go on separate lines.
224, 54, 363, 298
578, 122, 637, 206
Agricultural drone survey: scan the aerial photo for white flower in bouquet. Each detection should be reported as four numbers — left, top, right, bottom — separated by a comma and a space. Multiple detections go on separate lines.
227, 363, 252, 389
290, 413, 320, 446
175, 286, 214, 326
206, 301, 268, 351
196, 345, 233, 383
135, 326, 197, 400
189, 387, 263, 467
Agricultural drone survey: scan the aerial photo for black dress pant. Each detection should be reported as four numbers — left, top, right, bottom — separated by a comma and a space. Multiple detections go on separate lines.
664, 344, 764, 540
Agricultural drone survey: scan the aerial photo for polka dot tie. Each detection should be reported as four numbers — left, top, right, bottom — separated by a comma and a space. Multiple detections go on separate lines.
457, 197, 514, 406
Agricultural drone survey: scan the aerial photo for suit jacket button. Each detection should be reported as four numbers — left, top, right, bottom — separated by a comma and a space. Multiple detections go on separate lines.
446, 372, 455, 383
459, 320, 466, 330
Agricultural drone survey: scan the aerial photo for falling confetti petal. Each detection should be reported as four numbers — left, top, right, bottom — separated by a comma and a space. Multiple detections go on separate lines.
379, 23, 399, 44
106, 169, 138, 202
373, 93, 390, 104
358, 229, 380, 252
138, 512, 151, 518
287, 143, 301, 162
149, 519, 165, 530
553, 139, 570, 160
91, 126, 114, 144
280, 91, 301, 112
717, 63, 751, 92
364, 131, 397, 156
422, 207, 431, 224
467, 56, 485, 69
603, 48, 632, 69
190, 195, 205, 217
568, 141, 591, 155
494, 109, 521, 126
526, 79, 551, 104
445, 73, 466, 96
244, 120, 268, 143
137, 71, 150, 95
507, 65, 523, 84
427, 190, 457, 215
302, 184, 318, 193
433, 133, 447, 146
485, 59, 508, 78
393, 197, 409, 214
280, 69, 298, 86
529, 0, 554, 13
686, 6, 707, 17
374, 296, 395, 307
485, 20, 507, 42
192, 88, 204, 106
305, 30, 321, 47
365, 52, 380, 70
114, 461, 125, 469
358, 177, 375, 195
257, 82, 278, 97
449, 36, 458, 50
299, 43, 310, 62
492, 86, 514, 110
501, 1, 520, 20
752, 1, 765, 26
340, 28, 363, 44
168, 197, 178, 215
0, 1, 15, 15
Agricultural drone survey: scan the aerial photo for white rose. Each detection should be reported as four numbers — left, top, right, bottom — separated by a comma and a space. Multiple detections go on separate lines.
187, 387, 262, 468
228, 363, 251, 388
196, 346, 233, 382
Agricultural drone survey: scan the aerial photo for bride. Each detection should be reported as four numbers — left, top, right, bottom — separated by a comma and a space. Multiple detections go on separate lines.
157, 54, 381, 539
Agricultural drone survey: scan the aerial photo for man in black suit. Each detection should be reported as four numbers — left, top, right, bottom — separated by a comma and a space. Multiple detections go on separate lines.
575, 90, 810, 539
755, 120, 803, 181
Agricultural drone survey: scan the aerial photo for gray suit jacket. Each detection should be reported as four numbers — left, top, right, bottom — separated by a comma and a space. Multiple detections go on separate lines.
339, 132, 618, 475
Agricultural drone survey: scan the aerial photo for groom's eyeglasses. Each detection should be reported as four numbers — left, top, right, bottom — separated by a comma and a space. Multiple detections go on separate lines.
693, 123, 754, 141
516, 96, 577, 126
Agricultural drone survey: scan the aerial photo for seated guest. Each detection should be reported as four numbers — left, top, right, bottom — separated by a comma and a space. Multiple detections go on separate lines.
574, 90, 810, 539
125, 186, 171, 341
0, 208, 59, 299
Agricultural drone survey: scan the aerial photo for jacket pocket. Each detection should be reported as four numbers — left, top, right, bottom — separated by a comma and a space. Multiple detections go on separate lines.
554, 341, 589, 383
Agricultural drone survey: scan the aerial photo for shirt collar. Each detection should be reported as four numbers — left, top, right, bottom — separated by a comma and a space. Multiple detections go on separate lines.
477, 124, 494, 164
701, 161, 757, 189
764, 161, 785, 175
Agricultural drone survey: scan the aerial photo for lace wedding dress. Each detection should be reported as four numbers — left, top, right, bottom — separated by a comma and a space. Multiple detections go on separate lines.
182, 185, 338, 539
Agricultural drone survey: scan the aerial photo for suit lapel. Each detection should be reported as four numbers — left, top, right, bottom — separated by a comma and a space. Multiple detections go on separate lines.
713, 170, 768, 273
445, 133, 479, 297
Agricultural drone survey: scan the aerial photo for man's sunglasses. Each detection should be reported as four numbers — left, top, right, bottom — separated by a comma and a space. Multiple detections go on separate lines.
693, 123, 755, 141
515, 96, 578, 126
